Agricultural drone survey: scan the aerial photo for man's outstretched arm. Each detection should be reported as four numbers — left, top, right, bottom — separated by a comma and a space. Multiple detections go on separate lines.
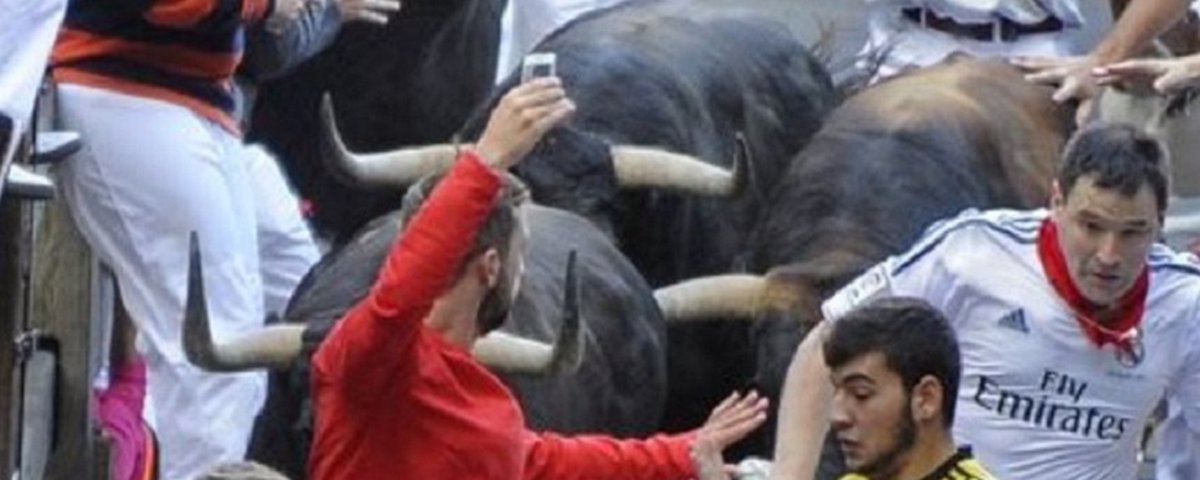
770, 321, 833, 480
1014, 0, 1192, 124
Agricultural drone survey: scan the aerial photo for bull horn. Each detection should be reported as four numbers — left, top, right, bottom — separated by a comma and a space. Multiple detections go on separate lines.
654, 274, 766, 323
319, 94, 459, 187
472, 250, 585, 374
609, 142, 746, 196
182, 233, 304, 372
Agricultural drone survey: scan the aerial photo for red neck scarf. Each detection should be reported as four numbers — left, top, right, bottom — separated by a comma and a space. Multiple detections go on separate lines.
1036, 218, 1148, 350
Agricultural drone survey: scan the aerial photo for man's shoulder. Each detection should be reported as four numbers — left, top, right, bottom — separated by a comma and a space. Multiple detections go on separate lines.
832, 449, 999, 480
1148, 244, 1200, 282
918, 208, 1042, 244
948, 454, 998, 480
930, 448, 998, 480
893, 208, 1040, 271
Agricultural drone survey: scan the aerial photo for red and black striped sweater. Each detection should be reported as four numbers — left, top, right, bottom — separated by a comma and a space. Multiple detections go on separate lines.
52, 0, 274, 134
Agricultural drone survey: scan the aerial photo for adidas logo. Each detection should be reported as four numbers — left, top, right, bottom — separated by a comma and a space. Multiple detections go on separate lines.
997, 309, 1029, 334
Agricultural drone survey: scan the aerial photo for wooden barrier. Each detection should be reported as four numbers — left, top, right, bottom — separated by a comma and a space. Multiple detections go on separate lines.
30, 193, 112, 479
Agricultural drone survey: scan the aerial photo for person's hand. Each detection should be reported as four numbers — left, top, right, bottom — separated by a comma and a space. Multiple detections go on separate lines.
336, 0, 402, 25
1094, 55, 1200, 96
1012, 55, 1103, 126
266, 0, 308, 33
475, 77, 575, 170
690, 390, 770, 480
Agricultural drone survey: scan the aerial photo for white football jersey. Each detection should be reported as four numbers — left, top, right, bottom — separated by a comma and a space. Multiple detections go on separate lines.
823, 208, 1200, 480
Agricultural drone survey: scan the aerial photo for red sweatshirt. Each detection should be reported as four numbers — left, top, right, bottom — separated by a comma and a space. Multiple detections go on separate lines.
309, 152, 697, 480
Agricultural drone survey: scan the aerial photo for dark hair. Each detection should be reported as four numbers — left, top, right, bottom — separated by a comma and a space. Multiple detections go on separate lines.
398, 167, 531, 280
823, 297, 961, 428
1057, 123, 1169, 215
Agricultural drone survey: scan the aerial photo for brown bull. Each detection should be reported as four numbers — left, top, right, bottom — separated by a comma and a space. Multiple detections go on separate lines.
655, 58, 1071, 463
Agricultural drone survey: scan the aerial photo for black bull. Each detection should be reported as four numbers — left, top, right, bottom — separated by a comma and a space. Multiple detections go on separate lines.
248, 0, 506, 239
656, 59, 1071, 463
358, 0, 838, 439
186, 205, 668, 478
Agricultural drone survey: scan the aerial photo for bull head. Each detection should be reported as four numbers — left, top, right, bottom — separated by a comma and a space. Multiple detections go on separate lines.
182, 234, 586, 375
320, 94, 744, 196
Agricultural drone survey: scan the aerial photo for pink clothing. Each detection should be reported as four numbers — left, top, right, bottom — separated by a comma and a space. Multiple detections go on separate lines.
94, 358, 156, 480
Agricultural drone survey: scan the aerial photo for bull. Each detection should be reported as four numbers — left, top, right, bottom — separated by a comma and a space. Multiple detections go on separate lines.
184, 167, 670, 477
322, 0, 839, 437
249, 0, 506, 239
656, 58, 1070, 461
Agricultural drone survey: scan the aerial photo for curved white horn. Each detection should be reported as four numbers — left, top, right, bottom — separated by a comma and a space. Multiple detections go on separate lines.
182, 233, 305, 372
610, 145, 745, 196
654, 274, 767, 323
320, 94, 459, 187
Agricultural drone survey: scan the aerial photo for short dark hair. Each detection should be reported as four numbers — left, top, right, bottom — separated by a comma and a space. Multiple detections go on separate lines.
823, 297, 961, 428
398, 166, 531, 279
1057, 123, 1169, 215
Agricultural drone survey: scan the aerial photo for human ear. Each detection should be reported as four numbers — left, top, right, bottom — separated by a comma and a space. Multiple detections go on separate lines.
477, 248, 502, 288
1050, 179, 1064, 211
911, 376, 942, 423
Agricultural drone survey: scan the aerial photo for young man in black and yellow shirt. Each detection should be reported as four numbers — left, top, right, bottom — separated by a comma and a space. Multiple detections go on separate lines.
690, 297, 993, 480
825, 297, 994, 480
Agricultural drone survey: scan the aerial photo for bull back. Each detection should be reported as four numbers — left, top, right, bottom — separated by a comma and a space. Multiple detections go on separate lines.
746, 58, 1068, 459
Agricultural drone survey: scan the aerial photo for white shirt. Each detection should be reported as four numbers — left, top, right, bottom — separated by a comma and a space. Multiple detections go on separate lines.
860, 0, 1111, 80
0, 0, 66, 122
824, 208, 1200, 480
864, 0, 1085, 26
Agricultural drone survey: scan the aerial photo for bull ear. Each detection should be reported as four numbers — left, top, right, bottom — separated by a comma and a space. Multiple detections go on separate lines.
608, 145, 741, 196
733, 132, 756, 200
319, 93, 459, 188
551, 250, 585, 373
470, 250, 587, 375
182, 232, 305, 372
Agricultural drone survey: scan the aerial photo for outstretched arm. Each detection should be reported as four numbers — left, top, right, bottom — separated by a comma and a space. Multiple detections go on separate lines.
770, 322, 833, 480
1013, 0, 1192, 124
525, 391, 768, 480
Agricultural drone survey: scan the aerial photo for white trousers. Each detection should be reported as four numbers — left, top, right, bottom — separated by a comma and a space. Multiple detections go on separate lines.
860, 6, 1080, 81
494, 0, 626, 82
0, 0, 65, 122
54, 84, 317, 480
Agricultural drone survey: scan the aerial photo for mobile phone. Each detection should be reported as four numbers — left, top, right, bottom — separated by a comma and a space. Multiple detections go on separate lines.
521, 53, 557, 83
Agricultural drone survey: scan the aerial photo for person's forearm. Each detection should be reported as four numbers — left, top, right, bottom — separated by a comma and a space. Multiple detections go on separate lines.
243, 0, 342, 81
523, 430, 697, 480
771, 322, 833, 480
1094, 0, 1192, 63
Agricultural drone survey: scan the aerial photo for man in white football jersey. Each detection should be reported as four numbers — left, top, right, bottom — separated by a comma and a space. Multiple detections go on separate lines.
770, 122, 1200, 480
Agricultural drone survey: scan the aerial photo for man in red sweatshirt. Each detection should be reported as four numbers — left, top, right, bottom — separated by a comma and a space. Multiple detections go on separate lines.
308, 77, 768, 479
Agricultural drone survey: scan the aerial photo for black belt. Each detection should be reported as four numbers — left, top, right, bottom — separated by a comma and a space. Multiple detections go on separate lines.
901, 7, 1064, 42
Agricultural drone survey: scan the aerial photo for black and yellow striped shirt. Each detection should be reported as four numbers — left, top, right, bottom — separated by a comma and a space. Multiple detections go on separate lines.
839, 447, 996, 480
